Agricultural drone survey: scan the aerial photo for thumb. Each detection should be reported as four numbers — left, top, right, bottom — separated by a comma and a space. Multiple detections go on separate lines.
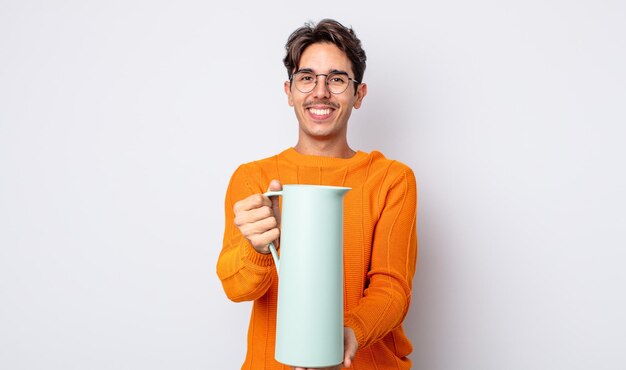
266, 179, 282, 225
342, 327, 358, 368
267, 179, 282, 192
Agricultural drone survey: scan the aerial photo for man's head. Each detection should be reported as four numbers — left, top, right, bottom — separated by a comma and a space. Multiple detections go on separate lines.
282, 19, 368, 151
283, 19, 367, 89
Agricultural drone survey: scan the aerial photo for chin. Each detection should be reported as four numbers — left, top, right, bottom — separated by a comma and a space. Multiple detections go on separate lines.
306, 124, 335, 136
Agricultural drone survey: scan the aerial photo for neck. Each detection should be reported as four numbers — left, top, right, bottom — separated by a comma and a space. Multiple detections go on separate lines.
294, 139, 356, 159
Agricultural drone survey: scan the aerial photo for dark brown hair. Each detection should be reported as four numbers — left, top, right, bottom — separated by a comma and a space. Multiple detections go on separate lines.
283, 19, 367, 85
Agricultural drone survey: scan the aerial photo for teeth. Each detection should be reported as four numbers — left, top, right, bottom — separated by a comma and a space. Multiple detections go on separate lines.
309, 108, 331, 115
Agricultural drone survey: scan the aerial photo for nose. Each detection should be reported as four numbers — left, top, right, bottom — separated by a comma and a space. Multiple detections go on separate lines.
312, 74, 331, 99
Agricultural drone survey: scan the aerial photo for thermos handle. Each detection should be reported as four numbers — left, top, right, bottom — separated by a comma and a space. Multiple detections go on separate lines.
263, 190, 283, 275
267, 242, 280, 275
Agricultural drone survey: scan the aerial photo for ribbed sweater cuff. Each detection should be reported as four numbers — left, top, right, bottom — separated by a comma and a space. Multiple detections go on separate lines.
344, 314, 367, 349
243, 242, 275, 267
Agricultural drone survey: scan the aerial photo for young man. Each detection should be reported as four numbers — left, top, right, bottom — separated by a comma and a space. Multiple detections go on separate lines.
217, 19, 418, 370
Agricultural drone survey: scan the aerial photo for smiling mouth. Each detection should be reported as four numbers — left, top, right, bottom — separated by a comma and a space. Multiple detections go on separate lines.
308, 107, 332, 116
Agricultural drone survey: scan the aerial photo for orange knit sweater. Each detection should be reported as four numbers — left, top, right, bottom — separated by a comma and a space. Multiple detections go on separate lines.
217, 148, 418, 370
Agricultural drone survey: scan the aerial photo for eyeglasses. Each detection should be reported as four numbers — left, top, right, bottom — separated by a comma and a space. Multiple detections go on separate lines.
290, 70, 359, 95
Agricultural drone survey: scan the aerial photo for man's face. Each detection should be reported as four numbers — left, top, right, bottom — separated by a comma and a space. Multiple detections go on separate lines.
284, 42, 367, 143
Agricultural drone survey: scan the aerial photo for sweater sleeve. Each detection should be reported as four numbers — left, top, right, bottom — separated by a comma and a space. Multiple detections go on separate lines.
344, 165, 418, 349
216, 165, 276, 302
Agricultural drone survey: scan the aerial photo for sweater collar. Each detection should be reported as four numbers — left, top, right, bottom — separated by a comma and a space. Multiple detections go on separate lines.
279, 147, 369, 167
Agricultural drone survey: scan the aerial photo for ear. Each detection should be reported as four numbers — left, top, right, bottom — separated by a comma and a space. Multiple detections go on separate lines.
353, 83, 367, 109
284, 81, 294, 106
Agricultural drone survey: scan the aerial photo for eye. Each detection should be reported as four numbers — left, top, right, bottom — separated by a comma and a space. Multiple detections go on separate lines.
297, 73, 315, 82
328, 74, 347, 85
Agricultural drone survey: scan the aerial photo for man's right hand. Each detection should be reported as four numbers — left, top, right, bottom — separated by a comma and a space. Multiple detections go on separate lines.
233, 179, 283, 254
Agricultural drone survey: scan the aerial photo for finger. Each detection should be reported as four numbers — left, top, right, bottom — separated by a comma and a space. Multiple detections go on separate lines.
271, 198, 281, 226
343, 354, 353, 368
247, 228, 280, 252
343, 343, 357, 367
234, 205, 274, 227
233, 194, 272, 213
239, 216, 278, 239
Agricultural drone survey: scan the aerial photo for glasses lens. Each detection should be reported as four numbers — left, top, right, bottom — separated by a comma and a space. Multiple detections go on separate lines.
327, 73, 349, 94
293, 72, 316, 93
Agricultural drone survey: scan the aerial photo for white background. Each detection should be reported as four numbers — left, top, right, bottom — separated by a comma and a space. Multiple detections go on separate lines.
1, 1, 625, 369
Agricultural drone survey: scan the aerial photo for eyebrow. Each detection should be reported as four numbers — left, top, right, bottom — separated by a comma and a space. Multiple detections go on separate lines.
296, 68, 350, 76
